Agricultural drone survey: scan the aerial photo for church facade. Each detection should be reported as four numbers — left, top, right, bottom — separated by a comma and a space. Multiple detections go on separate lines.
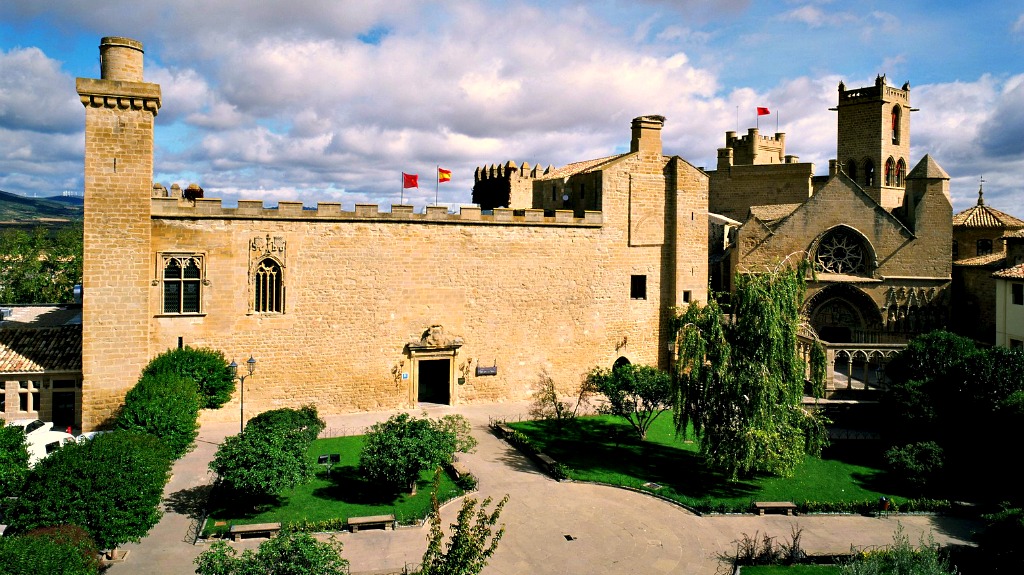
75, 38, 708, 430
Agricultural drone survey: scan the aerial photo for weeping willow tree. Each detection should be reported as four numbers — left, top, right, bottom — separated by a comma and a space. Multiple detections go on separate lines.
673, 263, 828, 479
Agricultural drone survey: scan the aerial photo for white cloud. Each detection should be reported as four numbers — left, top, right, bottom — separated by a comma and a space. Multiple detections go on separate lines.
0, 47, 80, 134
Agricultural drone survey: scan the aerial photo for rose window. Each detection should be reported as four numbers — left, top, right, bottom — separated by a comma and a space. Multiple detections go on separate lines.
816, 230, 865, 274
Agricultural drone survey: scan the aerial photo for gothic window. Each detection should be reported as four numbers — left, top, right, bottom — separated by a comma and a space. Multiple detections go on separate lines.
863, 159, 875, 187
846, 159, 857, 180
253, 258, 283, 313
896, 159, 906, 187
815, 228, 868, 274
884, 158, 895, 186
891, 105, 901, 144
977, 239, 993, 256
162, 255, 203, 314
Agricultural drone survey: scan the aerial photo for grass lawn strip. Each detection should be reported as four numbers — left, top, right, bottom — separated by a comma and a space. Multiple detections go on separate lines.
204, 436, 463, 535
508, 414, 912, 512
740, 566, 841, 574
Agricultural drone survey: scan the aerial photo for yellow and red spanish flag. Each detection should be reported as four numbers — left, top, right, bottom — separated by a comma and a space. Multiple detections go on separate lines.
437, 168, 452, 183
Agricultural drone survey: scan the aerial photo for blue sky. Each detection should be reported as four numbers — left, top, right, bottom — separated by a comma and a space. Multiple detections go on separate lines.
1, 0, 1023, 218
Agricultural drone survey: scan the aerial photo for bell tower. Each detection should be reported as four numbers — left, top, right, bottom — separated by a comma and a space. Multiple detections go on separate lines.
835, 75, 911, 209
76, 37, 161, 430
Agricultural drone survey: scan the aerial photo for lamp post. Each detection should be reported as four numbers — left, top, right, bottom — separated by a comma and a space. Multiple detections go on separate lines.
229, 356, 257, 434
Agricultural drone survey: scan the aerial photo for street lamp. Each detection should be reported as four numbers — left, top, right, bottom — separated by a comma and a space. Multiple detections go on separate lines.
229, 356, 257, 434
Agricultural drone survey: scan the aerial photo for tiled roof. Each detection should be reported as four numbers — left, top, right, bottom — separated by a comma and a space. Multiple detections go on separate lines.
539, 154, 626, 180
1003, 228, 1024, 239
0, 324, 82, 373
953, 184, 1024, 229
993, 262, 1024, 280
749, 203, 801, 223
954, 253, 1006, 267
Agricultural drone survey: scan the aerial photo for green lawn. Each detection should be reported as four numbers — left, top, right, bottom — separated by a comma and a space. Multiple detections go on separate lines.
508, 413, 911, 511
204, 436, 463, 534
740, 566, 841, 574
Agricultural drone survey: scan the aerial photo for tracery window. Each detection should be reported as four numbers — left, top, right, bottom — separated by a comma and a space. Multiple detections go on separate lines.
845, 159, 857, 181
896, 159, 906, 187
884, 158, 895, 187
863, 159, 875, 187
815, 228, 868, 275
253, 258, 283, 313
162, 255, 203, 314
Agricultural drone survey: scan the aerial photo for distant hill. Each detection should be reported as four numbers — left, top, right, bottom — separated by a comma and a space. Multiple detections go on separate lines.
0, 189, 83, 227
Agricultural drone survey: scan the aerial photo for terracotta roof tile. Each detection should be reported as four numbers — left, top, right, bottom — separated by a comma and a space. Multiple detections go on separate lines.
953, 204, 1024, 229
0, 325, 82, 373
993, 262, 1024, 280
954, 253, 1006, 267
538, 154, 626, 180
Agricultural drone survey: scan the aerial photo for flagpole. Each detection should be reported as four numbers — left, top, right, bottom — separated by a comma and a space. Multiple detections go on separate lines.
435, 165, 439, 206
400, 173, 404, 205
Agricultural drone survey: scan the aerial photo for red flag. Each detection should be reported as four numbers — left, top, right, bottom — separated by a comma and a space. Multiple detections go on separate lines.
403, 173, 418, 188
757, 107, 771, 116
437, 168, 451, 183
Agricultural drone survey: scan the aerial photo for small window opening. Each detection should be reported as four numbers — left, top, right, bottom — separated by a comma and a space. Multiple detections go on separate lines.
630, 275, 647, 300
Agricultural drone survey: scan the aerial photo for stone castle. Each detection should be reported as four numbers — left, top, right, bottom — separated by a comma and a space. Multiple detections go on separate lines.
2, 37, 960, 430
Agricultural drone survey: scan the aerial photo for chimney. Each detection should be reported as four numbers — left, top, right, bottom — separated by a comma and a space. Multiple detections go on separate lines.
630, 115, 665, 156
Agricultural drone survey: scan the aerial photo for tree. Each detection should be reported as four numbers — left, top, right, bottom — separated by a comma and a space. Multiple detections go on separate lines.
583, 363, 672, 440
246, 404, 326, 445
115, 372, 202, 460
6, 431, 171, 554
0, 525, 101, 575
358, 413, 461, 494
674, 264, 828, 479
421, 471, 508, 575
210, 427, 314, 501
0, 224, 82, 304
195, 530, 349, 575
142, 345, 235, 409
0, 420, 30, 499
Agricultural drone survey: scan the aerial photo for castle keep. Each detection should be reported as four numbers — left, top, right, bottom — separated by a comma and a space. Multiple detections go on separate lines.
73, 38, 709, 430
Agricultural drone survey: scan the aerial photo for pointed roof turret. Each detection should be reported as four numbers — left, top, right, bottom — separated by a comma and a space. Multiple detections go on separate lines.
906, 154, 949, 180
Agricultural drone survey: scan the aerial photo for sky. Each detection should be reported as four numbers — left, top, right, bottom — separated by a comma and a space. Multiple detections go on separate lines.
1, 0, 1023, 219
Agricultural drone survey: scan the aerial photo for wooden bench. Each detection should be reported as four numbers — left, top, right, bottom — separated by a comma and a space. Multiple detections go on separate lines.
753, 501, 797, 516
347, 514, 395, 532
229, 522, 281, 541
451, 460, 471, 479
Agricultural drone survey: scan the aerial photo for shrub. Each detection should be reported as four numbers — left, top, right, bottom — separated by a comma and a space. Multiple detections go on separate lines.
359, 413, 459, 494
210, 427, 314, 500
0, 525, 101, 575
884, 441, 945, 493
246, 405, 326, 444
841, 524, 958, 574
7, 431, 171, 553
0, 420, 29, 498
142, 346, 235, 409
195, 530, 349, 575
115, 372, 201, 460
584, 363, 672, 440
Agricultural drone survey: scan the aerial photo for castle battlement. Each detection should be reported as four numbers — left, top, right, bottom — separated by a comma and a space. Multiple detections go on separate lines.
838, 74, 910, 104
474, 161, 551, 183
719, 128, 788, 167
151, 196, 602, 226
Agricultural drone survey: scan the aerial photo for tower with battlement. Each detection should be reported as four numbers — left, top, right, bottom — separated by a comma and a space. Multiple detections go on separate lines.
835, 74, 911, 209
76, 37, 161, 429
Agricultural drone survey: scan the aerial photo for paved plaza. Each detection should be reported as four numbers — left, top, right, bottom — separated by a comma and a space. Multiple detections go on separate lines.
107, 402, 980, 575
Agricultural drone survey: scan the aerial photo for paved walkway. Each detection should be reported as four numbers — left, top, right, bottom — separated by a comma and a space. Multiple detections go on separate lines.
108, 402, 980, 575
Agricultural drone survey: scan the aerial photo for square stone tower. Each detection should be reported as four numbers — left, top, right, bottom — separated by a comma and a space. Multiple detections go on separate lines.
836, 75, 911, 209
76, 37, 161, 429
